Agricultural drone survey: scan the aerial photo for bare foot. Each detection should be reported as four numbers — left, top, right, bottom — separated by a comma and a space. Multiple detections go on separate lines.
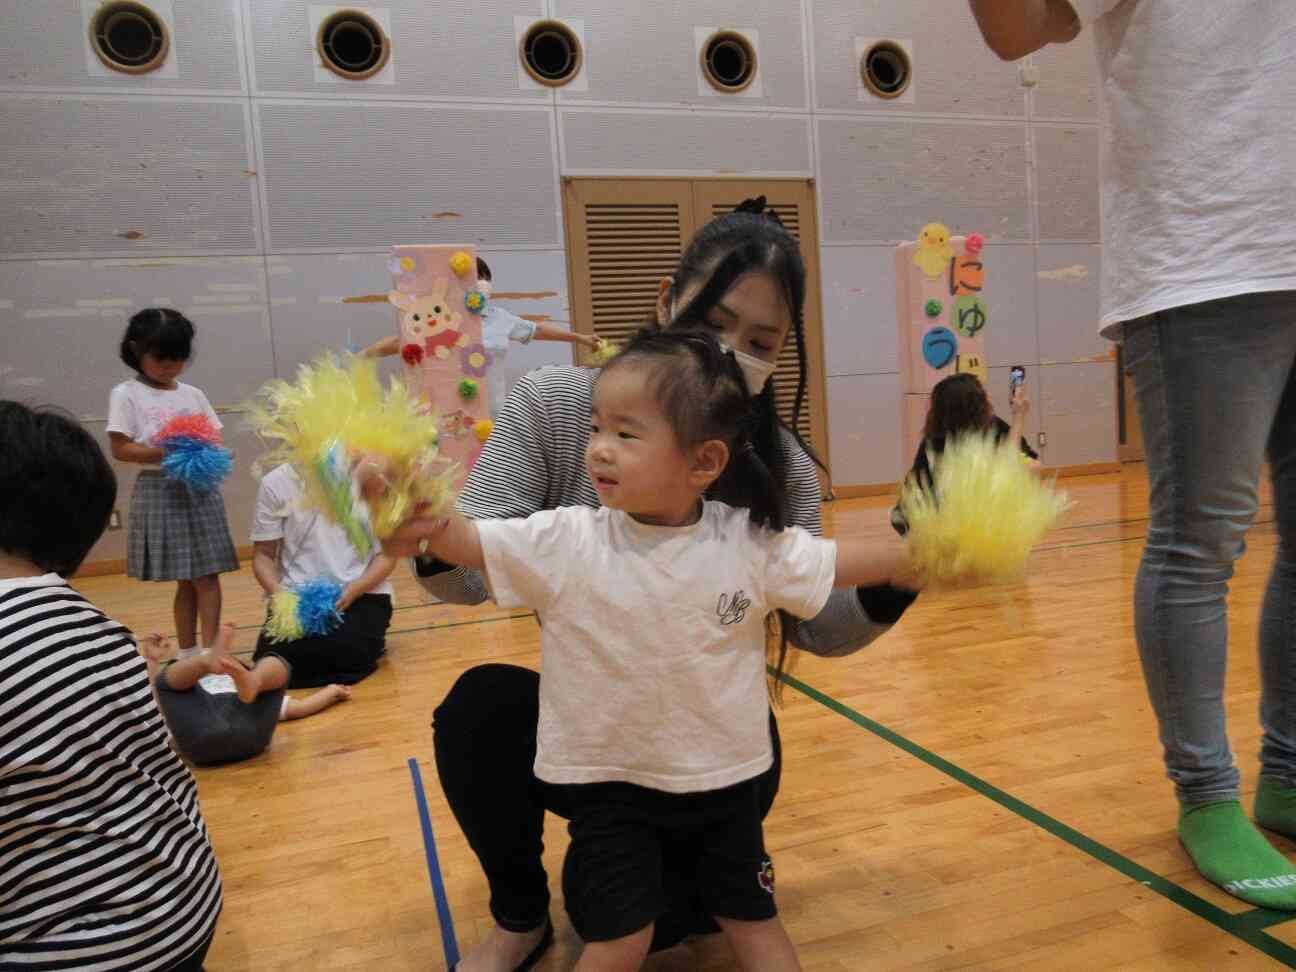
456, 924, 548, 972
137, 633, 175, 665
218, 655, 260, 704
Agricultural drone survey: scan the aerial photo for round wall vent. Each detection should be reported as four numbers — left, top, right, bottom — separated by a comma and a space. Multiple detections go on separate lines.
89, 2, 170, 75
316, 9, 391, 80
860, 40, 912, 99
520, 20, 582, 87
700, 31, 757, 93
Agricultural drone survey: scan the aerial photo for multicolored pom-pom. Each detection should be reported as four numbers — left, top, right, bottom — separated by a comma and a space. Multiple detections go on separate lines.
264, 578, 345, 643
464, 290, 487, 314
156, 414, 233, 492
897, 431, 1069, 586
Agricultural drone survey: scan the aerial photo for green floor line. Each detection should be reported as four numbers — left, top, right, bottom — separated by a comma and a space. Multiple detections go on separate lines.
775, 670, 1296, 967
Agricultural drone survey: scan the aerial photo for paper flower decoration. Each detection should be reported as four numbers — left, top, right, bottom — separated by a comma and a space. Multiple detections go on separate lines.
924, 299, 943, 318
458, 378, 479, 401
965, 232, 985, 255
449, 251, 473, 275
464, 289, 487, 314
474, 419, 494, 442
460, 343, 491, 378
401, 342, 424, 366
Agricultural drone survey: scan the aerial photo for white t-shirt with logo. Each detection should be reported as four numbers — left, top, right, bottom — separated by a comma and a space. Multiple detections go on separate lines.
250, 464, 394, 596
478, 501, 836, 794
1069, 0, 1296, 335
106, 379, 221, 446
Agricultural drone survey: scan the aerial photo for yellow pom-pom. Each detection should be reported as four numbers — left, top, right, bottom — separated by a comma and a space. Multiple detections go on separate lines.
585, 338, 620, 368
265, 591, 304, 643
246, 353, 459, 546
449, 251, 473, 275
474, 419, 493, 442
898, 432, 1070, 586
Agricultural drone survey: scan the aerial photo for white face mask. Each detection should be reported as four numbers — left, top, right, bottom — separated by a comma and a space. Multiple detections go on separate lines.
670, 298, 777, 395
477, 280, 493, 298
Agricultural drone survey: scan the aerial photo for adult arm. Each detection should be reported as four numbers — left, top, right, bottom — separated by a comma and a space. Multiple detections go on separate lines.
967, 0, 1081, 61
779, 440, 919, 657
360, 335, 401, 359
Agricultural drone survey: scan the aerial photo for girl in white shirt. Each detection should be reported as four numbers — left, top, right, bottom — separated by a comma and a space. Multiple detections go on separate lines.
383, 328, 916, 971
106, 309, 239, 655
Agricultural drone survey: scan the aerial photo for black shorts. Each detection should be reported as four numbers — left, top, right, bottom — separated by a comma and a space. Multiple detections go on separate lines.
155, 656, 287, 766
252, 592, 391, 689
557, 776, 777, 943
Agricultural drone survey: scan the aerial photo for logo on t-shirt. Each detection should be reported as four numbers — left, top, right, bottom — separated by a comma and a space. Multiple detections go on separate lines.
758, 858, 775, 894
716, 590, 751, 625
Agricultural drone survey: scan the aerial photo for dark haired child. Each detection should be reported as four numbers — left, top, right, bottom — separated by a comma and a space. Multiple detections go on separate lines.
892, 372, 1037, 534
107, 307, 238, 653
385, 329, 917, 970
0, 400, 222, 971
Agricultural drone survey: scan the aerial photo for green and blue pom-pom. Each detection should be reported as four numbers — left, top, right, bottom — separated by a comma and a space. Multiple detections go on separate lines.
265, 578, 345, 643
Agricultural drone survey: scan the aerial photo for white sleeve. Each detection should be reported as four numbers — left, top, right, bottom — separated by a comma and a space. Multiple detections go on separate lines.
1067, 0, 1122, 24
105, 385, 138, 440
250, 473, 287, 542
477, 508, 579, 611
194, 388, 223, 430
761, 525, 837, 620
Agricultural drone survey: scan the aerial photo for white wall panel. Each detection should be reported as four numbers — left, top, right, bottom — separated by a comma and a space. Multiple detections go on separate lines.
978, 244, 1038, 371
552, 0, 807, 109
0, 0, 245, 93
1036, 244, 1108, 363
0, 256, 272, 420
256, 102, 560, 250
817, 117, 1031, 243
0, 96, 258, 257
246, 0, 549, 101
812, 0, 1024, 116
826, 371, 903, 486
1032, 31, 1099, 120
561, 109, 811, 174
1034, 124, 1100, 242
1039, 361, 1117, 467
820, 245, 898, 376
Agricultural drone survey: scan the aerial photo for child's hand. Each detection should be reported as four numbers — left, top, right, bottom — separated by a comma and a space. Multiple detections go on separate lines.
336, 583, 361, 614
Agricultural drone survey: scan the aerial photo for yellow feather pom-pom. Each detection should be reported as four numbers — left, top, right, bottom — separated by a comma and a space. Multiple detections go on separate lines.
245, 354, 458, 549
898, 432, 1070, 586
585, 338, 621, 368
265, 591, 304, 643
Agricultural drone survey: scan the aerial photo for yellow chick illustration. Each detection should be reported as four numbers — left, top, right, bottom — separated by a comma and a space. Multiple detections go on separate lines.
914, 222, 954, 279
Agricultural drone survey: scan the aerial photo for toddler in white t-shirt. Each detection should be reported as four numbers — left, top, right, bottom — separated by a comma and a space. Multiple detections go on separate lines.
383, 328, 918, 970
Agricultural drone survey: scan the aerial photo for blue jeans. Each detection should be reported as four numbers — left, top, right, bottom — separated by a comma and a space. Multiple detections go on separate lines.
1124, 292, 1296, 805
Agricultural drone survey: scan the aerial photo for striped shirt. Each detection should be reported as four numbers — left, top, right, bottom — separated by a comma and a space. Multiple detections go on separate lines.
0, 574, 222, 971
417, 366, 913, 657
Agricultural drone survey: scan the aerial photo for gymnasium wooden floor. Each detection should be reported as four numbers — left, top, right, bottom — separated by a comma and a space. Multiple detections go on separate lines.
75, 463, 1295, 970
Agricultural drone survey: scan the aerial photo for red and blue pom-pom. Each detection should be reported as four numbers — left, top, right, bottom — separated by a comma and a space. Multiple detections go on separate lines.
156, 414, 233, 492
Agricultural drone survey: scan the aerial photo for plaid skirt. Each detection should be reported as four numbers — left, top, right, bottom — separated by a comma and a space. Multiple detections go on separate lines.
127, 470, 239, 581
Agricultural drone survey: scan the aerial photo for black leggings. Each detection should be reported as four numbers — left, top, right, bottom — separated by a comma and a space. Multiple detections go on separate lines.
432, 664, 781, 951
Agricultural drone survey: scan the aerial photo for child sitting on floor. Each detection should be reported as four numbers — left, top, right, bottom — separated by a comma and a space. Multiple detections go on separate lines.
142, 623, 351, 766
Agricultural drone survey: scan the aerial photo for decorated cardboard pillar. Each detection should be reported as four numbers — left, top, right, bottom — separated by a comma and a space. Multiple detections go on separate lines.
388, 245, 494, 486
895, 224, 988, 465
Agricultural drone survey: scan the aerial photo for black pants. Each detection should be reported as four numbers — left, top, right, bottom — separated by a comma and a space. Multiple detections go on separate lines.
253, 593, 392, 689
432, 664, 781, 952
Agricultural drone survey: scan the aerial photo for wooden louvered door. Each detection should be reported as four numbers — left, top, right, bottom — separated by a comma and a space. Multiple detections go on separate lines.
562, 179, 695, 359
563, 177, 830, 484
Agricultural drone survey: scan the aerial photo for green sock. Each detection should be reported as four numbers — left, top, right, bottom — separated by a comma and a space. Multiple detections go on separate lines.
1179, 801, 1296, 910
1255, 777, 1296, 839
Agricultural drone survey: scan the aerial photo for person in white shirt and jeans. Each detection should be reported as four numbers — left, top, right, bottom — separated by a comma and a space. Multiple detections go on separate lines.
971, 0, 1296, 910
